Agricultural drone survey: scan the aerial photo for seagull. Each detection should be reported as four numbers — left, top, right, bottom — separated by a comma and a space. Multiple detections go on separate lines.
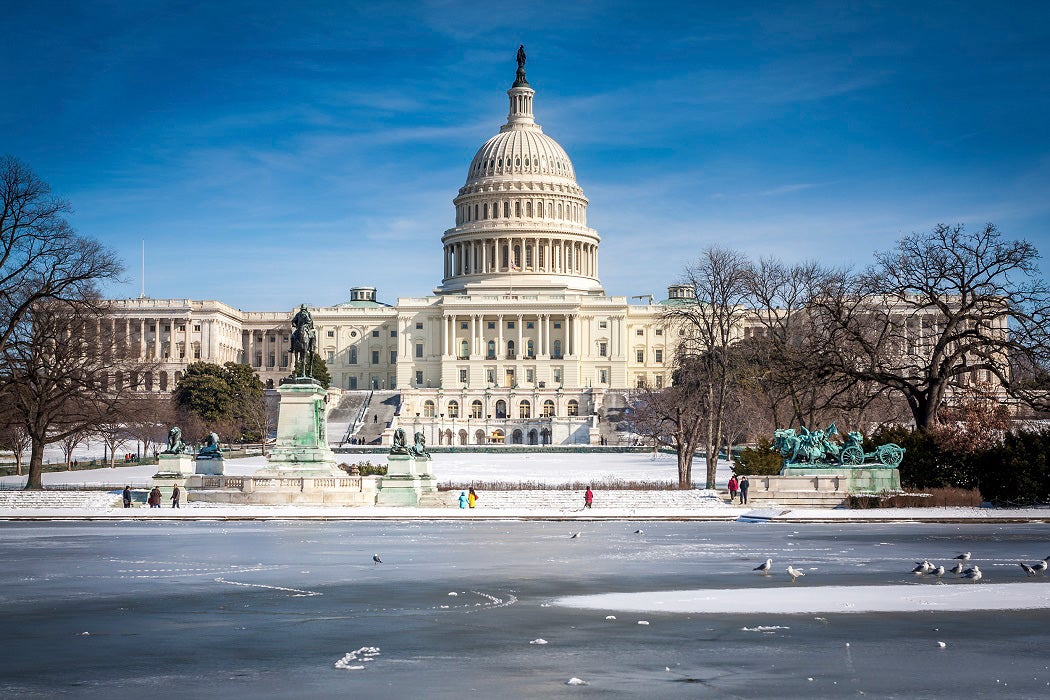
961, 565, 982, 582
1019, 562, 1037, 577
634, 529, 644, 534
948, 561, 964, 576
933, 565, 945, 577
953, 552, 971, 563
1033, 558, 1049, 573
373, 554, 383, 565
754, 559, 773, 575
786, 566, 806, 582
570, 532, 581, 539
912, 560, 932, 575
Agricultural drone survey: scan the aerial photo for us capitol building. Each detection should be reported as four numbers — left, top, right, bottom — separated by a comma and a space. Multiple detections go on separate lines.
109, 50, 698, 446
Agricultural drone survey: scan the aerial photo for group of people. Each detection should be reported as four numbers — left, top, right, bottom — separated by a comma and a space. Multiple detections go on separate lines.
126, 485, 181, 508
727, 475, 750, 504
458, 487, 479, 508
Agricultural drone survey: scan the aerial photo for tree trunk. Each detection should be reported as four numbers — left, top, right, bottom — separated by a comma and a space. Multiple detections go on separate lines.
24, 440, 46, 490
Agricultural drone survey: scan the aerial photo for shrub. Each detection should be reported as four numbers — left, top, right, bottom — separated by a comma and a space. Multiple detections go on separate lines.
849, 487, 982, 509
339, 460, 387, 477
733, 438, 783, 476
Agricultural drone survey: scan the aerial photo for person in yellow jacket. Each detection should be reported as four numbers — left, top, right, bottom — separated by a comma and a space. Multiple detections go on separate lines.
468, 487, 478, 508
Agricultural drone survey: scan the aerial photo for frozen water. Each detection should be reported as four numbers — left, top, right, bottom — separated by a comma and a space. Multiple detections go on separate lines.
2, 521, 1050, 698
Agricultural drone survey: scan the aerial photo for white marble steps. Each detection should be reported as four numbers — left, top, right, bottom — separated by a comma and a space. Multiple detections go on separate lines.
0, 490, 121, 509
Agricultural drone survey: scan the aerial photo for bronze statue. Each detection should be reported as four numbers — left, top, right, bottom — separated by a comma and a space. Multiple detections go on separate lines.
290, 304, 316, 378
198, 432, 222, 459
161, 426, 186, 455
409, 431, 430, 459
513, 44, 528, 87
390, 427, 409, 455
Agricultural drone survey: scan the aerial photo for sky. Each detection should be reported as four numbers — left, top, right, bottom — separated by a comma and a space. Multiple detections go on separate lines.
3, 1, 1049, 311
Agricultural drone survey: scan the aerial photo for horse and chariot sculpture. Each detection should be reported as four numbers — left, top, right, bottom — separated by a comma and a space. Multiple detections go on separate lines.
773, 424, 905, 468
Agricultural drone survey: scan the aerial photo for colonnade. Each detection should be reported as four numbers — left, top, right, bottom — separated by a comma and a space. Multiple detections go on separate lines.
443, 237, 598, 279
440, 313, 581, 359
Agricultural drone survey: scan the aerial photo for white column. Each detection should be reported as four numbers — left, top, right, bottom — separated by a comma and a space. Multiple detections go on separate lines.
470, 315, 476, 357
497, 315, 504, 359
517, 314, 523, 358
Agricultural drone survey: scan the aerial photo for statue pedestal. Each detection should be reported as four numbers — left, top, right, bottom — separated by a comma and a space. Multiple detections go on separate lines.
195, 456, 225, 476
376, 454, 436, 506
256, 377, 343, 478
781, 466, 901, 493
153, 454, 195, 478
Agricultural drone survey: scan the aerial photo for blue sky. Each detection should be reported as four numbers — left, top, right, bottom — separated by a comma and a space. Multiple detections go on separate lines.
4, 1, 1048, 310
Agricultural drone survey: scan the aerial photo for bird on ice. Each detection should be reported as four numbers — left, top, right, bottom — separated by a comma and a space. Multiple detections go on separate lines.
786, 566, 806, 581
933, 565, 945, 577
1032, 557, 1049, 573
633, 529, 644, 534
953, 552, 971, 563
373, 554, 383, 565
1019, 562, 1037, 577
754, 559, 773, 574
948, 561, 964, 576
912, 560, 933, 575
961, 566, 982, 582
570, 532, 581, 539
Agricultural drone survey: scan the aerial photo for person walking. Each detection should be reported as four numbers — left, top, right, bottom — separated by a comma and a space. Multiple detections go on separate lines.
458, 491, 468, 509
468, 487, 478, 508
171, 484, 181, 509
148, 487, 161, 508
739, 475, 750, 505
584, 486, 594, 509
122, 485, 132, 508
727, 475, 739, 504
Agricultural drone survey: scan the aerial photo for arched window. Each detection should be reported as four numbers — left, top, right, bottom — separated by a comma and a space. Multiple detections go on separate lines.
483, 203, 488, 219
557, 202, 563, 218
495, 399, 507, 418
513, 245, 521, 268
526, 201, 533, 217
528, 429, 538, 445
159, 372, 168, 391
502, 245, 509, 269
448, 400, 459, 418
459, 429, 468, 445
474, 204, 479, 220
487, 339, 496, 359
526, 339, 534, 358
512, 429, 523, 444
543, 399, 555, 417
507, 340, 515, 358
567, 399, 579, 416
492, 201, 499, 218
515, 200, 521, 217
503, 201, 510, 217
349, 346, 358, 364
471, 400, 483, 419
553, 339, 562, 358
519, 400, 531, 418
423, 400, 436, 417
459, 340, 468, 358
525, 246, 533, 268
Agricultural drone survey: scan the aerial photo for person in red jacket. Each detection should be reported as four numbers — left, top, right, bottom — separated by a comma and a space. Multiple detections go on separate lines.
584, 487, 594, 509
728, 475, 739, 503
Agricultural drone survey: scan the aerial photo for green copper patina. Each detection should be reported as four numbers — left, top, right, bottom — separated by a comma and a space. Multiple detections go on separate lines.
773, 424, 905, 468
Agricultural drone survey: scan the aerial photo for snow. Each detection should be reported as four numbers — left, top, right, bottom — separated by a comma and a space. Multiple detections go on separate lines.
556, 581, 1050, 614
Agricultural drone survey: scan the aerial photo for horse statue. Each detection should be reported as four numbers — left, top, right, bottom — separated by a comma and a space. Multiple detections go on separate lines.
197, 432, 222, 459
161, 426, 186, 455
290, 303, 316, 378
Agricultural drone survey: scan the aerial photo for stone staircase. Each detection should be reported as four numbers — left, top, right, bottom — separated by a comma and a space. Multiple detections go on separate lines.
354, 391, 401, 445
327, 390, 372, 445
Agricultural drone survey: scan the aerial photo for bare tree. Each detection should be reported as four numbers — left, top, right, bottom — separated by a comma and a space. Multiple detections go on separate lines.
662, 248, 753, 488
59, 427, 91, 470
0, 422, 30, 476
0, 298, 152, 488
811, 224, 1050, 430
629, 374, 709, 487
121, 393, 176, 458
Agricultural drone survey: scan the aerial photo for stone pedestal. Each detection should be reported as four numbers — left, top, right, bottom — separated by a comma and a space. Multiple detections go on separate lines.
154, 454, 195, 478
780, 466, 902, 493
376, 454, 437, 506
195, 456, 225, 476
255, 377, 343, 478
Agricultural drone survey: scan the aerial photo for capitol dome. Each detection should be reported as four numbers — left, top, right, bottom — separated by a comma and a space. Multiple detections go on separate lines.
437, 48, 603, 296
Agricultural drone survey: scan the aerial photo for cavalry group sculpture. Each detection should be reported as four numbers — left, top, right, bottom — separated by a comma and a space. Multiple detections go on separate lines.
773, 424, 905, 468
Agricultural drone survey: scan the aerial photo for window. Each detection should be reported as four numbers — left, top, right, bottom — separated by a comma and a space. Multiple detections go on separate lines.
552, 340, 562, 357
390, 330, 397, 337
519, 400, 531, 419
415, 343, 423, 358
636, 329, 644, 336
415, 371, 423, 385
599, 369, 607, 384
526, 321, 534, 329
655, 349, 663, 363
507, 321, 515, 329
487, 321, 495, 330
349, 347, 358, 364
460, 321, 468, 330
567, 399, 579, 416
599, 342, 607, 357
542, 399, 555, 417
655, 329, 663, 336
327, 330, 335, 338
599, 321, 607, 329
193, 324, 201, 332
471, 400, 483, 418
554, 322, 562, 329
448, 400, 460, 418
636, 350, 645, 363
526, 368, 535, 383
487, 340, 496, 359
495, 399, 507, 418
459, 369, 468, 383
507, 340, 515, 358
655, 375, 664, 388
416, 322, 423, 329
553, 367, 563, 383
372, 330, 380, 337
390, 351, 397, 364
487, 368, 496, 384
371, 350, 380, 364
327, 351, 335, 364
194, 346, 201, 359
526, 340, 534, 357
423, 400, 436, 417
